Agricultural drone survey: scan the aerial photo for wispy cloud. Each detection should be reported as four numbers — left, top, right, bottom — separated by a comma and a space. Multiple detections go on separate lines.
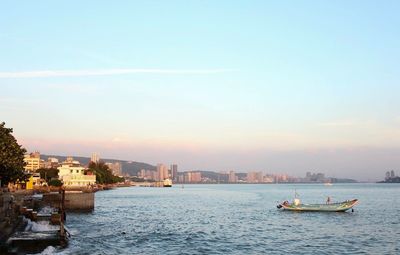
0, 68, 235, 78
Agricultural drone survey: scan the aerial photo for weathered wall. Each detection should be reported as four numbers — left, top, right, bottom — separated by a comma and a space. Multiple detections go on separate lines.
41, 192, 95, 211
0, 191, 24, 251
65, 192, 95, 211
42, 193, 62, 209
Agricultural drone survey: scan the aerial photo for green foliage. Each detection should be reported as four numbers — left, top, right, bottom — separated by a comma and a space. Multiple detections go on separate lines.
48, 179, 62, 187
36, 168, 59, 182
0, 122, 27, 186
88, 161, 124, 184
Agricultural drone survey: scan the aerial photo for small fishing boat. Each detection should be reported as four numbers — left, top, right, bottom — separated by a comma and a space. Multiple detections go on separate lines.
277, 199, 358, 212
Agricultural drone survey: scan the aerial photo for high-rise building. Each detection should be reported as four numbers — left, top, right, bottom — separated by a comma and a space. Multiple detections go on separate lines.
191, 172, 202, 182
228, 171, 237, 183
157, 164, 169, 181
91, 153, 100, 163
183, 171, 202, 183
390, 170, 395, 178
24, 152, 41, 172
247, 171, 263, 183
105, 162, 122, 176
139, 169, 146, 179
184, 172, 191, 183
170, 164, 178, 181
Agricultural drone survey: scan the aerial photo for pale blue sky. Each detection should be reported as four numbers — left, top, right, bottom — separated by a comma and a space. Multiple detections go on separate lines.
1, 1, 400, 180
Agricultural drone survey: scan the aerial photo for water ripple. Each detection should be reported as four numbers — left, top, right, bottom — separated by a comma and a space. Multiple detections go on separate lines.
56, 184, 400, 254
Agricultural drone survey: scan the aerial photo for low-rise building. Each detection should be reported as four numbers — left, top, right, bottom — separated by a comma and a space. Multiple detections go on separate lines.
24, 152, 41, 172
44, 157, 59, 169
57, 157, 96, 187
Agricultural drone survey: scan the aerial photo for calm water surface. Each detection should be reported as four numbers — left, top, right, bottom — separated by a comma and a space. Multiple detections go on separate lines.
55, 184, 399, 254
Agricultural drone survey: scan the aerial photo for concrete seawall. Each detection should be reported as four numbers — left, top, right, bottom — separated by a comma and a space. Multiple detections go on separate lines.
65, 192, 94, 211
41, 192, 95, 211
1, 189, 95, 253
0, 191, 25, 252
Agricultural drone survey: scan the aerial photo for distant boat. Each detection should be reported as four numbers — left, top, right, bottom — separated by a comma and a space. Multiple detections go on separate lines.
324, 182, 333, 186
277, 199, 358, 212
163, 179, 172, 187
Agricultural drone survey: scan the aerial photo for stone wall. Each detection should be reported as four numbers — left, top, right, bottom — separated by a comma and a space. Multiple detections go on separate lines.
65, 192, 95, 211
42, 193, 62, 209
41, 192, 95, 211
0, 191, 24, 251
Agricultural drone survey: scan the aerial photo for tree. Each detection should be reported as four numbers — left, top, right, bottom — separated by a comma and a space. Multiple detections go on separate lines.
48, 179, 62, 187
0, 122, 27, 186
88, 161, 124, 184
36, 168, 59, 182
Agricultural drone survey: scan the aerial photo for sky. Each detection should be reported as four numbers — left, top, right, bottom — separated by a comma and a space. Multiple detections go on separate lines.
1, 1, 400, 181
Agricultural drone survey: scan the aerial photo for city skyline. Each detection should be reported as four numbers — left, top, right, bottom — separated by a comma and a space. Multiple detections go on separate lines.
2, 1, 400, 181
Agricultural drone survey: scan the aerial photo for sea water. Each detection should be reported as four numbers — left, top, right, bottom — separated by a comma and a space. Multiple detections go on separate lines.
53, 184, 399, 254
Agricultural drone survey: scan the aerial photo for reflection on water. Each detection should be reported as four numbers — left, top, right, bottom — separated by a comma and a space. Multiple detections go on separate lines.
56, 184, 399, 254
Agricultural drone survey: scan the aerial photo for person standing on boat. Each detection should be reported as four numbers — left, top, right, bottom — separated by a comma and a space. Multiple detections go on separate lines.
326, 196, 331, 204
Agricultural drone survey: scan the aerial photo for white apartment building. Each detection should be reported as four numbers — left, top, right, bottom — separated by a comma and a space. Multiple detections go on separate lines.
57, 158, 96, 187
24, 152, 41, 172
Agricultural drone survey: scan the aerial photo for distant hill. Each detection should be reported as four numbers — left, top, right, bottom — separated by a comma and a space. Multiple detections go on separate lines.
196, 170, 223, 181
41, 154, 156, 176
330, 178, 357, 183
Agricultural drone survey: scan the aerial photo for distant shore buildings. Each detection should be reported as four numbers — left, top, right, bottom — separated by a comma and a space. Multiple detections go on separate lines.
183, 171, 202, 183
380, 170, 400, 183
22, 152, 359, 185
247, 171, 263, 183
304, 172, 327, 183
138, 163, 178, 182
169, 170, 356, 184
228, 171, 238, 183
91, 153, 100, 164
